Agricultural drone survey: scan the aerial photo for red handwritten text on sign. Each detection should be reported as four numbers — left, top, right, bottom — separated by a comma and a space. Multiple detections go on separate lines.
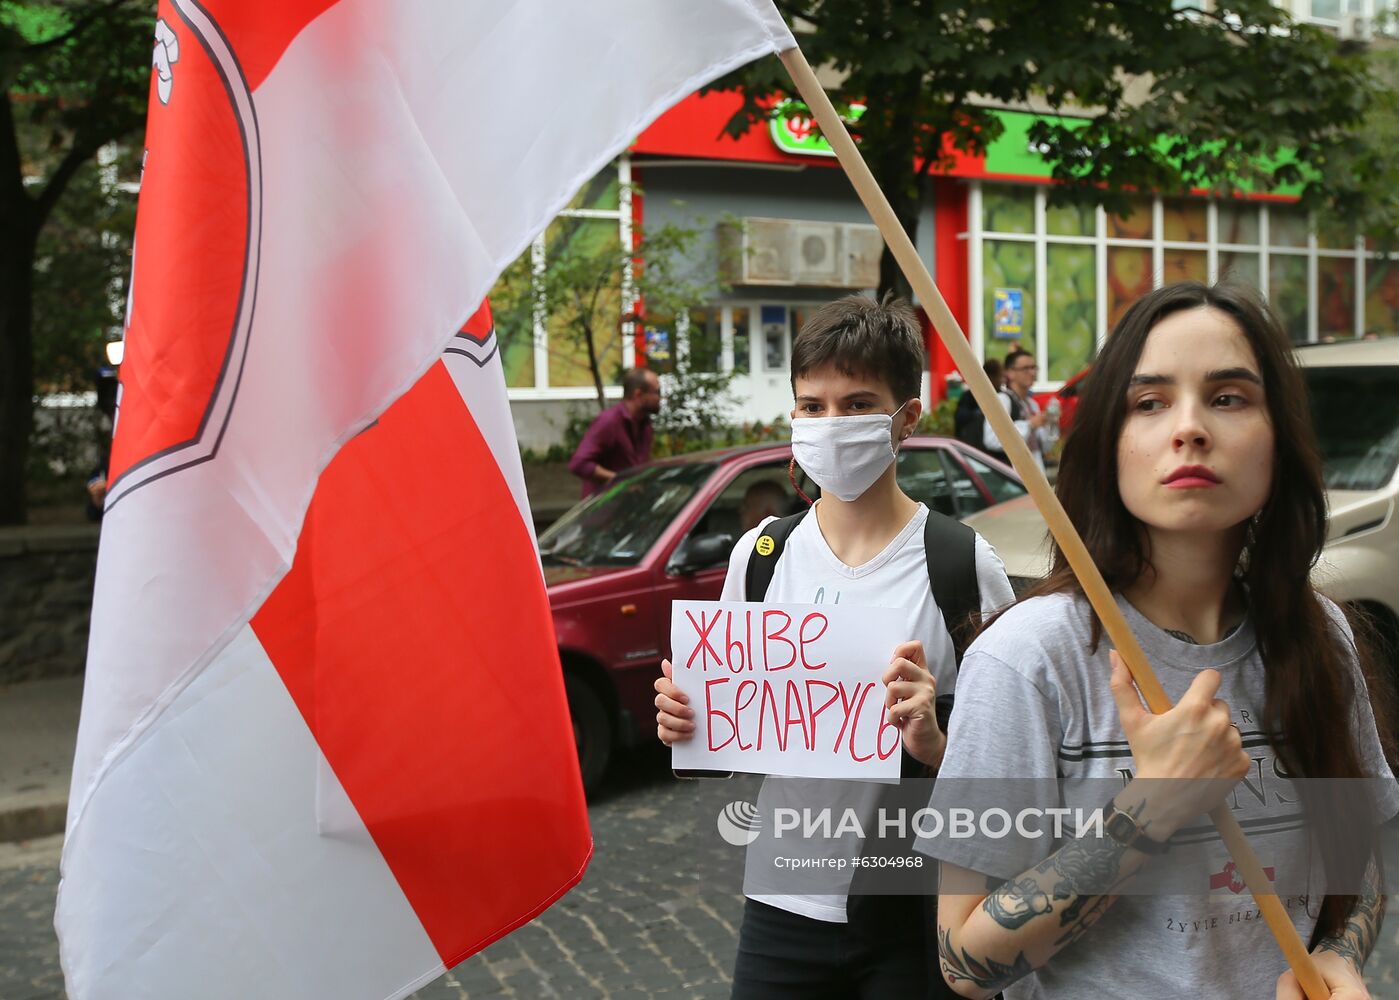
670, 601, 908, 780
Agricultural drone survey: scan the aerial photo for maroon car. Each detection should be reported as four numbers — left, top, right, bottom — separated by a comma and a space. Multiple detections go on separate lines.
537, 437, 1026, 792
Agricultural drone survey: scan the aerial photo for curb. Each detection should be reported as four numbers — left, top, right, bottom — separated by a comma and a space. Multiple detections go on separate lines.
0, 793, 68, 844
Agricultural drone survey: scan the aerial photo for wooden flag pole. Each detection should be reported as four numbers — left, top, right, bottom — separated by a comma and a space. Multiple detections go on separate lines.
775, 45, 1328, 1000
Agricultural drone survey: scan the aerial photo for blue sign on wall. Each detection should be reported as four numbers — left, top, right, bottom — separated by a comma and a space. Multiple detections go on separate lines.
993, 288, 1024, 339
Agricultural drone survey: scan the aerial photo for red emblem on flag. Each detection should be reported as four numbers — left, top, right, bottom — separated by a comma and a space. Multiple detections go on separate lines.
1209, 860, 1276, 893
108, 0, 260, 507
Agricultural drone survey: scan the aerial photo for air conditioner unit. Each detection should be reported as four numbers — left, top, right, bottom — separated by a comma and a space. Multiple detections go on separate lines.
843, 224, 884, 289
1339, 12, 1373, 41
794, 222, 842, 285
719, 217, 796, 285
718, 217, 885, 288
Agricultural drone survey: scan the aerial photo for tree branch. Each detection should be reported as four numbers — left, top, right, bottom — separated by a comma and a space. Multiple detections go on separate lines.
33, 133, 103, 227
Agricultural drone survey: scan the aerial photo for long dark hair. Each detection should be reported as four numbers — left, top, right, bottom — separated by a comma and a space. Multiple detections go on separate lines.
1028, 281, 1380, 939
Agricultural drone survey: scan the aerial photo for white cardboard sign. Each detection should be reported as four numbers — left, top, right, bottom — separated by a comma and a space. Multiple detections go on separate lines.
669, 599, 906, 781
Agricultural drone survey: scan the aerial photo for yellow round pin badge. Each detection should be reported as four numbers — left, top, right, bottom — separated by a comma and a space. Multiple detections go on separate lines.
755, 534, 776, 557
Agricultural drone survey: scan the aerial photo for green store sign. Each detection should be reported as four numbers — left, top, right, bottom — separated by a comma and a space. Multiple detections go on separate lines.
768, 102, 1305, 197
769, 99, 867, 157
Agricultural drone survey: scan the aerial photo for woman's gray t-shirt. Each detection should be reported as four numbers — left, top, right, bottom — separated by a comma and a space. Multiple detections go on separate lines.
919, 591, 1399, 1000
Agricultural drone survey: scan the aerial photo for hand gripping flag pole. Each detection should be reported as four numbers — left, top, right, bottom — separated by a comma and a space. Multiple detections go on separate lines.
774, 43, 1329, 1000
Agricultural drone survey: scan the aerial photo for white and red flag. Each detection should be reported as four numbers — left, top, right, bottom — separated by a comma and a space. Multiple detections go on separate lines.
56, 3, 794, 997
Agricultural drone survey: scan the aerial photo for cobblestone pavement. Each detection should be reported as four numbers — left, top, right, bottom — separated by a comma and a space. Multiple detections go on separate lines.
5, 747, 1399, 999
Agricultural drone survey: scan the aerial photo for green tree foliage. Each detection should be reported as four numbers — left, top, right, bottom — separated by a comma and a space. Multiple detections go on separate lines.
492, 204, 731, 412
714, 1, 1398, 296
1, 0, 151, 523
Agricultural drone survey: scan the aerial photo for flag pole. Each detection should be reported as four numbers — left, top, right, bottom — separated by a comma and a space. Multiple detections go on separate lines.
774, 44, 1328, 1000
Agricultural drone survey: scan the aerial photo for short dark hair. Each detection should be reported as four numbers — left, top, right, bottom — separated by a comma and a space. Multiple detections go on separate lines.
982, 359, 1004, 384
790, 294, 925, 403
621, 367, 655, 398
1004, 349, 1035, 371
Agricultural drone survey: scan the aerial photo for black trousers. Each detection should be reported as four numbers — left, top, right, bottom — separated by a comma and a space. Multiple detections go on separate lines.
730, 897, 959, 1000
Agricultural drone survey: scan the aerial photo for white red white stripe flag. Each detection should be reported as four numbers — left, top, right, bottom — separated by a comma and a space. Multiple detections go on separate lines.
55, 3, 794, 998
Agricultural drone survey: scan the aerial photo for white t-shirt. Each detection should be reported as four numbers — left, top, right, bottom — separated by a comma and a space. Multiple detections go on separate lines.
721, 501, 1015, 923
920, 590, 1399, 999
982, 390, 1055, 472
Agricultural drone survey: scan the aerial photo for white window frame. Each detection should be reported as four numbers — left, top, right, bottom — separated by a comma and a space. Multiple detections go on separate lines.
506, 156, 631, 401
971, 179, 1399, 391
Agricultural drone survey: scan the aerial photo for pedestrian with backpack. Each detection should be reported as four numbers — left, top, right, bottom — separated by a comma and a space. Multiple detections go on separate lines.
954, 359, 1005, 452
981, 349, 1056, 472
653, 293, 1015, 1000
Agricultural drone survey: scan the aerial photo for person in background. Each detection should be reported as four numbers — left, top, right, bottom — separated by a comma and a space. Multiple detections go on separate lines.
568, 367, 661, 498
738, 479, 789, 532
981, 349, 1055, 471
954, 359, 1004, 451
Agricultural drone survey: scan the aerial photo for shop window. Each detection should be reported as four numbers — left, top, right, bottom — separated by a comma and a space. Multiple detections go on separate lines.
1045, 244, 1096, 381
1218, 251, 1261, 292
983, 185, 1035, 235
1107, 246, 1153, 332
1365, 259, 1399, 336
761, 305, 789, 371
490, 250, 539, 388
1163, 199, 1208, 243
1107, 197, 1154, 240
687, 307, 723, 373
1269, 207, 1309, 248
1269, 254, 1309, 343
983, 241, 1036, 360
1318, 258, 1356, 340
1046, 199, 1094, 238
732, 306, 752, 375
1163, 249, 1207, 285
541, 216, 626, 388
1316, 219, 1355, 252
565, 169, 621, 213
1217, 202, 1260, 246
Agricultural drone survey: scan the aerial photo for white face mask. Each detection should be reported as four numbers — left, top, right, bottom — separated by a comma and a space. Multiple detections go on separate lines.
790, 402, 910, 502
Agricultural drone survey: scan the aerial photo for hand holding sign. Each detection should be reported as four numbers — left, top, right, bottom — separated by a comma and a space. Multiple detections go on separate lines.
666, 600, 913, 781
882, 640, 943, 768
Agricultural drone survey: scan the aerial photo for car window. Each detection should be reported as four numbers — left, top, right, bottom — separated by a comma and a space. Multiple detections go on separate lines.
538, 462, 715, 567
940, 451, 988, 516
1304, 366, 1399, 491
963, 454, 1028, 504
895, 449, 956, 517
682, 463, 798, 569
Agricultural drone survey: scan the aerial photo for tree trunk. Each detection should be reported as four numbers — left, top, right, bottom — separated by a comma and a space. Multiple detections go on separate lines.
581, 322, 606, 412
0, 204, 38, 525
869, 87, 922, 303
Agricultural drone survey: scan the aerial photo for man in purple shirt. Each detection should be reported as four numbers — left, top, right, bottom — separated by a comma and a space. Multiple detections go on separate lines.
568, 367, 661, 497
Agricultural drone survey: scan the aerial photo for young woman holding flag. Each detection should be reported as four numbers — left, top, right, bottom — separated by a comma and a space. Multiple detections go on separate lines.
924, 282, 1397, 999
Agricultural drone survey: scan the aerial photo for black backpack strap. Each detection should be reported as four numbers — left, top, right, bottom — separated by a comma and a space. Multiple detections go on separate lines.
923, 511, 980, 665
743, 509, 809, 601
923, 511, 980, 739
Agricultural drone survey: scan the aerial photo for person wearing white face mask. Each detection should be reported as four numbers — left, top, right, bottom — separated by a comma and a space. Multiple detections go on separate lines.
654, 293, 1015, 1000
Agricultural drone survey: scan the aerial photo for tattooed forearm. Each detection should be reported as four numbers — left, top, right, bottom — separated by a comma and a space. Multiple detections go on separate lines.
977, 813, 1134, 939
1053, 893, 1116, 948
939, 925, 1034, 992
1317, 889, 1386, 972
981, 875, 1054, 930
1037, 827, 1134, 895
